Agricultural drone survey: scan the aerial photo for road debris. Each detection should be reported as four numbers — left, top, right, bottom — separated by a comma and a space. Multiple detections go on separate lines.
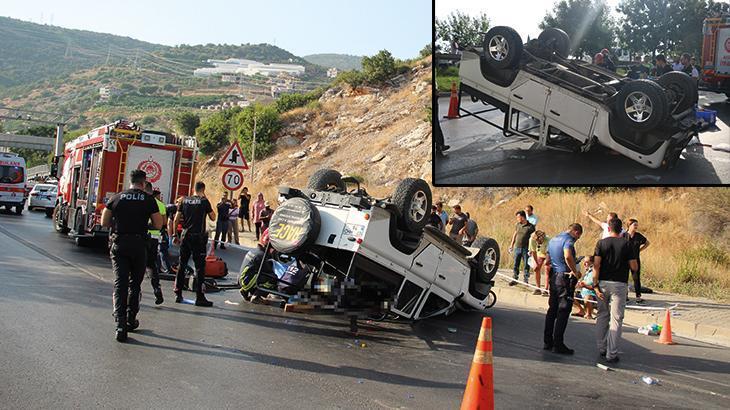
447, 327, 457, 333
509, 154, 526, 160
638, 324, 662, 336
641, 376, 660, 385
224, 300, 240, 306
596, 363, 611, 371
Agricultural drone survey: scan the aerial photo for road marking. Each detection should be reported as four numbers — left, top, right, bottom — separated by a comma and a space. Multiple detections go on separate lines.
0, 223, 108, 283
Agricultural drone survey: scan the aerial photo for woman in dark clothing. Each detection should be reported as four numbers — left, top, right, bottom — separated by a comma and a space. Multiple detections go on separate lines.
622, 218, 650, 304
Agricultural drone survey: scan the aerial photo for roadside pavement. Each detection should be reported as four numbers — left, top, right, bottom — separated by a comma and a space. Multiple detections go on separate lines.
492, 269, 730, 347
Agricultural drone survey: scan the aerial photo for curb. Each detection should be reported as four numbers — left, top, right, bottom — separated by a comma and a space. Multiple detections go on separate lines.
492, 272, 730, 348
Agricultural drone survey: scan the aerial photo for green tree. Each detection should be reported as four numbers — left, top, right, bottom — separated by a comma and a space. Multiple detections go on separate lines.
435, 11, 490, 50
617, 0, 681, 57
195, 111, 231, 155
174, 112, 200, 136
334, 70, 366, 88
361, 50, 397, 84
13, 125, 56, 167
541, 0, 615, 58
419, 44, 432, 58
233, 104, 282, 159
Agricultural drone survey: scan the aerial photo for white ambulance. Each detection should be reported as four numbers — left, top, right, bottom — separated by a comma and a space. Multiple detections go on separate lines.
0, 152, 27, 215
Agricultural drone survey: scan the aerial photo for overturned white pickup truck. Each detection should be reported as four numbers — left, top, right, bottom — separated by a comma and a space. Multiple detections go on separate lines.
254, 169, 499, 320
458, 26, 700, 169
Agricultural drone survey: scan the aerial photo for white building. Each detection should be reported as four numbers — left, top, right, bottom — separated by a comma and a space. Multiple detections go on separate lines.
193, 58, 305, 78
327, 67, 339, 78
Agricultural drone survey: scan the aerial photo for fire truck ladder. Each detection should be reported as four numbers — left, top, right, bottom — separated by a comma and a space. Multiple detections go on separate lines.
175, 145, 196, 198
115, 137, 135, 192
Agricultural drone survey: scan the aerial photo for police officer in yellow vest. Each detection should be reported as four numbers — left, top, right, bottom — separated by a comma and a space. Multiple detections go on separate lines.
144, 182, 166, 305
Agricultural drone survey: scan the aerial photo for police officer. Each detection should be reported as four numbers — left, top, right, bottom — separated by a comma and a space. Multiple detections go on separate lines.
171, 181, 215, 306
543, 223, 583, 355
101, 170, 163, 342
143, 182, 166, 305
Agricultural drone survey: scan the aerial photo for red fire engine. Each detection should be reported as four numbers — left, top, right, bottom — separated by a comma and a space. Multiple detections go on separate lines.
53, 120, 198, 245
700, 15, 730, 97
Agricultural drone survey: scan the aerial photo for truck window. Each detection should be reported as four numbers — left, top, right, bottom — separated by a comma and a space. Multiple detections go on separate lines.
0, 165, 24, 184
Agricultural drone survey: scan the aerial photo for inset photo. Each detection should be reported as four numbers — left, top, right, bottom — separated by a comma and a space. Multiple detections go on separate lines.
434, 0, 730, 186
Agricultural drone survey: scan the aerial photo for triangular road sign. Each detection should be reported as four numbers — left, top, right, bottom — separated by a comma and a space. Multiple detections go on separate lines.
218, 141, 249, 169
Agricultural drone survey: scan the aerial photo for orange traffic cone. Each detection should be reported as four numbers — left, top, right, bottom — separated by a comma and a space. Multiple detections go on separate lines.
444, 82, 460, 119
655, 309, 676, 345
461, 317, 494, 410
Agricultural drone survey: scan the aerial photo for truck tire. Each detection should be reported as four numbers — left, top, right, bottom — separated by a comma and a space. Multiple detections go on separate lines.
614, 80, 668, 133
307, 169, 346, 192
483, 26, 523, 70
392, 178, 432, 233
472, 237, 500, 282
538, 27, 570, 58
269, 197, 321, 254
657, 71, 697, 115
54, 204, 69, 234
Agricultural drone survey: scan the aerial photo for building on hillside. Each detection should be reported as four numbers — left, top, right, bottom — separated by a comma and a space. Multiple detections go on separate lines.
193, 58, 305, 78
327, 67, 339, 78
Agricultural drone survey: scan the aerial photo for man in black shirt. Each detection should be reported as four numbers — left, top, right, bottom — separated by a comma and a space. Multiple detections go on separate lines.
214, 195, 231, 249
238, 187, 252, 233
593, 218, 638, 363
101, 169, 163, 342
172, 181, 216, 307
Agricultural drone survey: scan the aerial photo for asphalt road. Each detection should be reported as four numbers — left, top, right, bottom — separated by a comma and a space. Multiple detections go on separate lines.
434, 96, 730, 185
1, 208, 729, 409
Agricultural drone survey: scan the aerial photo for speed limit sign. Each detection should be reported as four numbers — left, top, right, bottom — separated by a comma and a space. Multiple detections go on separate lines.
221, 168, 244, 191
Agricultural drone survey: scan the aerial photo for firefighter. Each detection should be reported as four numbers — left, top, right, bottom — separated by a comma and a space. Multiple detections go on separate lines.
101, 169, 163, 342
143, 182, 166, 305
171, 181, 215, 306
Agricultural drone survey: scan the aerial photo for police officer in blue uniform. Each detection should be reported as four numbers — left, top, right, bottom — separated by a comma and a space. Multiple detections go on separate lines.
171, 181, 216, 306
101, 170, 163, 342
543, 223, 583, 355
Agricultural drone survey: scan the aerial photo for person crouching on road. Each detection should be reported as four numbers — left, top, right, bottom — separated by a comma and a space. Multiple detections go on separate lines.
543, 223, 583, 355
239, 228, 273, 304
572, 255, 597, 319
594, 218, 638, 364
143, 183, 166, 305
171, 181, 216, 307
101, 169, 163, 342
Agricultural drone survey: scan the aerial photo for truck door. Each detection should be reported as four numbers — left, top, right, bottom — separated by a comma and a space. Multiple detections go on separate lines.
390, 274, 430, 319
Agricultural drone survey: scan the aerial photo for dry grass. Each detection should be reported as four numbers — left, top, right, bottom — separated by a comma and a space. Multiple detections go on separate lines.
452, 188, 730, 301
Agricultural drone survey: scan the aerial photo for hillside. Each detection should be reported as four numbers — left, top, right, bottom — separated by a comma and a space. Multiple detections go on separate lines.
196, 56, 729, 301
0, 17, 328, 132
303, 53, 363, 70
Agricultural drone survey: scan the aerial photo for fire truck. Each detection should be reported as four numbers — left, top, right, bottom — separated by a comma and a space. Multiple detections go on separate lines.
700, 15, 730, 97
53, 120, 198, 245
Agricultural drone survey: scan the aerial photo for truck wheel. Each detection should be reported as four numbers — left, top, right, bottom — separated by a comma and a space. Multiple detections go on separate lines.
269, 197, 321, 254
473, 237, 500, 282
615, 80, 668, 133
483, 26, 523, 70
54, 204, 69, 234
307, 169, 346, 192
392, 178, 432, 233
657, 71, 697, 115
14, 205, 23, 215
538, 27, 570, 58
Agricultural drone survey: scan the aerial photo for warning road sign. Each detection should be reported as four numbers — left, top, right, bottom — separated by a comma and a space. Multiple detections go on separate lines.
221, 168, 244, 191
218, 141, 249, 169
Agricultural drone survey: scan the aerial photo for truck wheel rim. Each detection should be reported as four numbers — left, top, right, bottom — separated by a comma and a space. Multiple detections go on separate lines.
484, 248, 497, 273
488, 35, 509, 62
624, 92, 653, 123
409, 191, 427, 223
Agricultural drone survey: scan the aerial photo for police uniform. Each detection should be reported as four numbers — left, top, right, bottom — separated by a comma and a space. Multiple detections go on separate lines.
146, 197, 167, 303
543, 231, 579, 354
174, 194, 214, 305
105, 188, 159, 333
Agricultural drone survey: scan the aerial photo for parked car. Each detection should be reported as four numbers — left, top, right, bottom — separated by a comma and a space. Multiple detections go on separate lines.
246, 169, 500, 321
28, 183, 58, 217
458, 26, 700, 169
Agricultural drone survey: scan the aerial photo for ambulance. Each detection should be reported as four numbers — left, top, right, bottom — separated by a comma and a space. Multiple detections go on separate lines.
0, 152, 27, 215
53, 120, 198, 245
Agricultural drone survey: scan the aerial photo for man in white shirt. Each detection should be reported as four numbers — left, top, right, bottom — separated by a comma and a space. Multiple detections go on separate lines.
584, 210, 625, 239
525, 204, 538, 226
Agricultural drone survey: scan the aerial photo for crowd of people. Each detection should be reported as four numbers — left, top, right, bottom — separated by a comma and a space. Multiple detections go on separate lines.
593, 48, 700, 80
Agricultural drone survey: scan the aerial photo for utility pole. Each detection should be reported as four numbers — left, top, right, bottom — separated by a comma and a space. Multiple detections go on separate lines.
105, 46, 111, 65
250, 111, 256, 183
133, 49, 139, 70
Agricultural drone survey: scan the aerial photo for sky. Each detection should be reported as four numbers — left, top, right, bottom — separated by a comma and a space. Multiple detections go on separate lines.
1, 0, 432, 59
436, 0, 622, 41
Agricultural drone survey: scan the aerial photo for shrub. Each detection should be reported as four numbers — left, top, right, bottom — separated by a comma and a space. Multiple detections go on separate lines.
362, 50, 397, 84
335, 70, 366, 88
275, 93, 312, 113
233, 104, 282, 159
141, 115, 156, 125
195, 111, 231, 155
174, 112, 200, 136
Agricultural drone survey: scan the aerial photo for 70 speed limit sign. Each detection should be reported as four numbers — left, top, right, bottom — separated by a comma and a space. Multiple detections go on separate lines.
221, 168, 244, 191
